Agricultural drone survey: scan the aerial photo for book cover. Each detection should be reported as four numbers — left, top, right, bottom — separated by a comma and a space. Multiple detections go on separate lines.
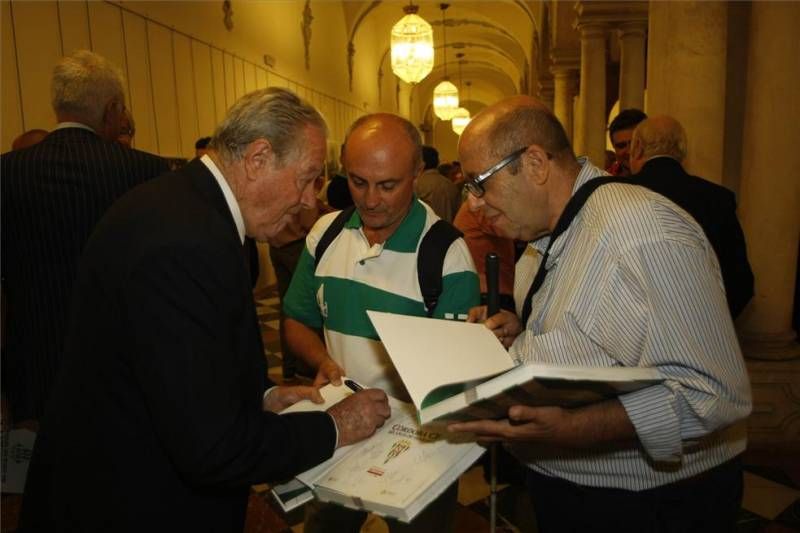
366, 310, 663, 424
271, 382, 484, 522
312, 404, 484, 523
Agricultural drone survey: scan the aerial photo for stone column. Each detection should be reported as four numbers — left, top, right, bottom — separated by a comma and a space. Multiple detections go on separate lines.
618, 20, 646, 111
737, 1, 800, 360
551, 66, 577, 142
539, 77, 555, 112
575, 22, 607, 167
646, 1, 728, 184
572, 94, 581, 151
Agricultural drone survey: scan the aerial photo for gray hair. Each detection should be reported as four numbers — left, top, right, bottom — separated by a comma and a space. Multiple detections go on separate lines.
210, 88, 327, 165
631, 115, 688, 162
51, 50, 125, 129
343, 113, 423, 171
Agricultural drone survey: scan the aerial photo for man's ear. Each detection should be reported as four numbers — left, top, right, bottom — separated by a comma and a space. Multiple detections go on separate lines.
629, 139, 643, 163
243, 139, 274, 181
99, 99, 121, 140
522, 145, 551, 186
414, 161, 424, 180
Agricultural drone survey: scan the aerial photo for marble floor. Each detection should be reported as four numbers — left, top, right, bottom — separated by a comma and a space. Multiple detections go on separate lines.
252, 287, 800, 533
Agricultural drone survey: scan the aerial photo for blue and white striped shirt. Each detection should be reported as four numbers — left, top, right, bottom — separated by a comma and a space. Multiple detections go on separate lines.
509, 158, 752, 490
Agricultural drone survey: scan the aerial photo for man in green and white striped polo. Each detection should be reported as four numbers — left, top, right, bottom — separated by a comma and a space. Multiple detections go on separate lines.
283, 113, 479, 533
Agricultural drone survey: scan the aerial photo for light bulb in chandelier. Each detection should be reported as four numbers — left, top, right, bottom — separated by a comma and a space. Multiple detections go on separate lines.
390, 4, 434, 84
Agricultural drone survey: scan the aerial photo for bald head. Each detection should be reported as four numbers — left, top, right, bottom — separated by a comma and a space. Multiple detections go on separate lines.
629, 115, 688, 174
342, 113, 423, 240
344, 113, 422, 174
460, 95, 573, 173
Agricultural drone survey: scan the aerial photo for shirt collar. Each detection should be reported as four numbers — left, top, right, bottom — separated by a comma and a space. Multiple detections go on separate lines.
200, 154, 245, 244
343, 196, 427, 253
530, 156, 607, 255
54, 122, 95, 133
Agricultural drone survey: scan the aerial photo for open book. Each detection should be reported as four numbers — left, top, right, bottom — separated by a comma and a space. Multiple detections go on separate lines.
367, 310, 664, 425
271, 381, 484, 523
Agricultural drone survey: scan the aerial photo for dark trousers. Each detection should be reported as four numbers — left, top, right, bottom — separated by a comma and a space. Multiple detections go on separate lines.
527, 456, 743, 533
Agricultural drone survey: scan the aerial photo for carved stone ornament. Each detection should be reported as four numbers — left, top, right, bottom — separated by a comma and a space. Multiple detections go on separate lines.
347, 41, 355, 91
223, 1, 234, 31
301, 0, 313, 70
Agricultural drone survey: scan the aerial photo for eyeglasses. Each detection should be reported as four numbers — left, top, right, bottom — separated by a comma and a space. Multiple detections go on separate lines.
464, 147, 528, 198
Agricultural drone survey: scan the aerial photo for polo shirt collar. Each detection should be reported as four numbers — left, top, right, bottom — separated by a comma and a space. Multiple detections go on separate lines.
344, 196, 426, 253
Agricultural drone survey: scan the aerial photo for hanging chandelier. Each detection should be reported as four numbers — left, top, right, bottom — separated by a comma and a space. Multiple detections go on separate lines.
451, 58, 471, 135
451, 107, 470, 135
390, 3, 434, 84
432, 3, 459, 120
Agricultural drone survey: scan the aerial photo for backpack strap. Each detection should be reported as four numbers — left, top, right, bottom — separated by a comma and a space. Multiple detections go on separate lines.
314, 206, 356, 268
520, 176, 630, 325
418, 220, 463, 317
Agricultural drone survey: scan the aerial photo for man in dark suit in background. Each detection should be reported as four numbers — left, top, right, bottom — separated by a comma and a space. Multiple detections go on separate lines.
20, 87, 390, 532
630, 115, 754, 318
1, 50, 168, 426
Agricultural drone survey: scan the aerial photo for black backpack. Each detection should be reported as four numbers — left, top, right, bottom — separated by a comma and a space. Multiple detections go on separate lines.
313, 206, 462, 317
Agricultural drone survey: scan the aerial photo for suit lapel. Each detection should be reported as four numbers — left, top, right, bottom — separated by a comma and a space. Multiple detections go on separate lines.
177, 158, 242, 245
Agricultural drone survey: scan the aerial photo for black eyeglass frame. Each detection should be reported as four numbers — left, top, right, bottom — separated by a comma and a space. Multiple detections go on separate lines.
464, 146, 528, 198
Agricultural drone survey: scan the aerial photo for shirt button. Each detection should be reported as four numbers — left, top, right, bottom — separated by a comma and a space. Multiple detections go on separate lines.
359, 260, 365, 265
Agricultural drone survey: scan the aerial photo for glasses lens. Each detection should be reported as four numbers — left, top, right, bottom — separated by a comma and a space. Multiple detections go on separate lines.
465, 180, 483, 198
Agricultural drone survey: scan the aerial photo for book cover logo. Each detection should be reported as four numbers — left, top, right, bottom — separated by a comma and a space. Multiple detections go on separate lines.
384, 439, 411, 465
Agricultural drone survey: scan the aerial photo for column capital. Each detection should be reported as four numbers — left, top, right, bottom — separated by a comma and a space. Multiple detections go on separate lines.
573, 20, 609, 38
619, 20, 648, 39
574, 1, 649, 29
538, 76, 555, 95
550, 48, 580, 72
550, 66, 578, 80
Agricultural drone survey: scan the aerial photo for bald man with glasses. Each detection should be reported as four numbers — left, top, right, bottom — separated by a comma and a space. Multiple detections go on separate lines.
453, 96, 751, 533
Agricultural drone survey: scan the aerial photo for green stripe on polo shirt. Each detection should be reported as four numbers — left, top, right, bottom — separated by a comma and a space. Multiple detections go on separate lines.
319, 276, 426, 338
342, 197, 426, 253
432, 270, 481, 319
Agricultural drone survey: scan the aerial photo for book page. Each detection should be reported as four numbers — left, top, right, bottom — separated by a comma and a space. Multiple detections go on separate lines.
279, 380, 359, 486
314, 404, 479, 511
280, 387, 409, 487
367, 311, 515, 410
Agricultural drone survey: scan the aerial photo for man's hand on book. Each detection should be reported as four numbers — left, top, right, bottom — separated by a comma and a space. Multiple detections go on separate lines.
314, 357, 345, 387
447, 400, 636, 449
327, 389, 391, 448
467, 306, 523, 349
263, 386, 324, 413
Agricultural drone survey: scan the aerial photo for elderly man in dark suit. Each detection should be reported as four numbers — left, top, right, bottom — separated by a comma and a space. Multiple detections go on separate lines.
1, 50, 169, 426
20, 88, 391, 531
629, 115, 754, 318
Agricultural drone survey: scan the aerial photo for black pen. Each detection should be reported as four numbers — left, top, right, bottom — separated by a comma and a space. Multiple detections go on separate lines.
344, 379, 363, 392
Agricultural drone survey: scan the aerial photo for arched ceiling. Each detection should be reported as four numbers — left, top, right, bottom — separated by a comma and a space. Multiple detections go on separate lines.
346, 0, 542, 118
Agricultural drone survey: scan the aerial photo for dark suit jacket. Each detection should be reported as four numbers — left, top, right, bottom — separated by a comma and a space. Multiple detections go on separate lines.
632, 157, 754, 318
1, 127, 168, 420
20, 160, 336, 532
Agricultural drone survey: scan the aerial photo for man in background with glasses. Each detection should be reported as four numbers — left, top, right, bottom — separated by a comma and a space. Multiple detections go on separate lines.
450, 96, 751, 532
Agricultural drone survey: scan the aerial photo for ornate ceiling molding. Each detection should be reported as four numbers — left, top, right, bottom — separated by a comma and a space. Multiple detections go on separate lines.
347, 0, 381, 91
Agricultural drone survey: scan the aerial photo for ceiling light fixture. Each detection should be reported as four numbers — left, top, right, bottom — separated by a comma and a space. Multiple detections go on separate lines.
390, 2, 434, 84
432, 3, 459, 120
